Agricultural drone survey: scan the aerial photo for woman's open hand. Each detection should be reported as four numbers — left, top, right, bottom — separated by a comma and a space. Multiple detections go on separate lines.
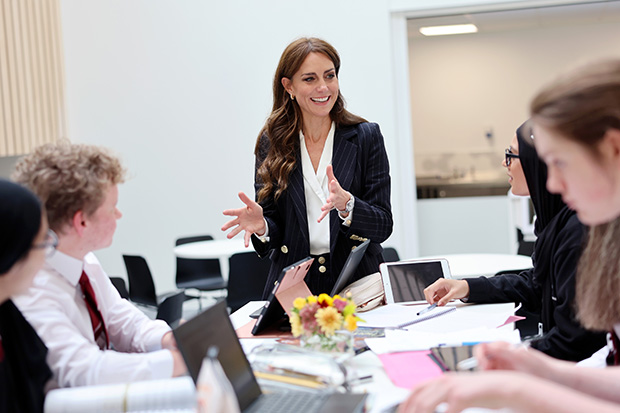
222, 192, 266, 247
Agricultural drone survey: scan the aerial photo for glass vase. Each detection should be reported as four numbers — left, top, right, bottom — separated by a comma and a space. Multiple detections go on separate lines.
299, 330, 355, 357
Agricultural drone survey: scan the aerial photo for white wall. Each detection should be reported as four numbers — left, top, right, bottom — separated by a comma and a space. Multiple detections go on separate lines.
59, 0, 406, 291
57, 0, 569, 291
409, 19, 620, 178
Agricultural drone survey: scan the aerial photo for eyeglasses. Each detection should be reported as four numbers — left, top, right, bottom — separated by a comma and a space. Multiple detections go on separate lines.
505, 148, 520, 167
32, 229, 59, 257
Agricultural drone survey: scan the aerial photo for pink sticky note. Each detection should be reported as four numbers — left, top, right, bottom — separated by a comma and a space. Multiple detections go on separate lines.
497, 315, 526, 328
377, 351, 444, 389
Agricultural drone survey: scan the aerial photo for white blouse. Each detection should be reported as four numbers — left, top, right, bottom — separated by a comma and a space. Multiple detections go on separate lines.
299, 122, 335, 255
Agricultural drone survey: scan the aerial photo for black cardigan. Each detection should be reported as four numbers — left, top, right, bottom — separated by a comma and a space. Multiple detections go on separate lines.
467, 210, 606, 361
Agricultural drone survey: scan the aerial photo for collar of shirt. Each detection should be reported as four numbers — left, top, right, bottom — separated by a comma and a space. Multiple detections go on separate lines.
47, 250, 86, 287
299, 121, 335, 255
299, 121, 335, 204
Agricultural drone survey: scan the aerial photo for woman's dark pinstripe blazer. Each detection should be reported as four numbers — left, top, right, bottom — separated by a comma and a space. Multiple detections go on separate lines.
251, 122, 393, 298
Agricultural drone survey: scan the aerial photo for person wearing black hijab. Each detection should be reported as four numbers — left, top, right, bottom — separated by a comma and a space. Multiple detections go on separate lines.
0, 179, 54, 413
423, 121, 606, 361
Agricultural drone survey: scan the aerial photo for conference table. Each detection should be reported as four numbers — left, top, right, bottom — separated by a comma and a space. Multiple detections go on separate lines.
231, 300, 518, 413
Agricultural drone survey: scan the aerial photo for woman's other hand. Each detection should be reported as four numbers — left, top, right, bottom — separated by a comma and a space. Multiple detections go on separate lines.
222, 192, 266, 247
423, 279, 470, 306
397, 371, 532, 413
318, 164, 351, 223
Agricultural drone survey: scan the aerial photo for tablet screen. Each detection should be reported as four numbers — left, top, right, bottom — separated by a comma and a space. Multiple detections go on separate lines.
386, 261, 445, 303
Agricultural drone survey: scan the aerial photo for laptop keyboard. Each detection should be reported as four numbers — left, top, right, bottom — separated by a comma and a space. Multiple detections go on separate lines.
245, 391, 329, 413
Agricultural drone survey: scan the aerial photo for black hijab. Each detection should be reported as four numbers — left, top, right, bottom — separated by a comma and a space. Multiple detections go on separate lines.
516, 122, 578, 285
0, 179, 52, 413
0, 179, 42, 274
516, 122, 565, 235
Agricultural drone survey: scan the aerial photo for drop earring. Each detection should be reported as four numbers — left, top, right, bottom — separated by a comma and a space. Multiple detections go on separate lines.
289, 93, 295, 101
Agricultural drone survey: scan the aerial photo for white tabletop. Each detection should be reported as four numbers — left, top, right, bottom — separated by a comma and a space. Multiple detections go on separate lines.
174, 238, 250, 259
415, 253, 532, 279
231, 301, 517, 413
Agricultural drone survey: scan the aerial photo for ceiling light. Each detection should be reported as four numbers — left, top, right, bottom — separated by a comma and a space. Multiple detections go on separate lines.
419, 24, 478, 36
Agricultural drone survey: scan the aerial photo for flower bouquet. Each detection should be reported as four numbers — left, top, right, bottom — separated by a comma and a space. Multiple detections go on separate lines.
290, 293, 363, 355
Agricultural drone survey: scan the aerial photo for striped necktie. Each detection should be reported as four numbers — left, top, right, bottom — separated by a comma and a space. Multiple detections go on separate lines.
78, 271, 109, 350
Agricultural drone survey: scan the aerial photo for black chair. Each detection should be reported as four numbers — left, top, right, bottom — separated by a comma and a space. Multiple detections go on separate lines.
382, 247, 401, 262
122, 254, 177, 308
175, 235, 227, 302
109, 276, 130, 300
226, 251, 271, 313
156, 291, 185, 328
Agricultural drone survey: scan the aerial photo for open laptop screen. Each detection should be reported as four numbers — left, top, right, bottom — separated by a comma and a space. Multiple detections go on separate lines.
173, 300, 261, 410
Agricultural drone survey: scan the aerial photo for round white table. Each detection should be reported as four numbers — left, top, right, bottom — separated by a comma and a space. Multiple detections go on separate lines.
414, 253, 533, 279
173, 238, 253, 280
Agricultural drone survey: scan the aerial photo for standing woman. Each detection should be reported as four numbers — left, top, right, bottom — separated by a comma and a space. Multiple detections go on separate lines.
222, 37, 393, 296
0, 180, 56, 412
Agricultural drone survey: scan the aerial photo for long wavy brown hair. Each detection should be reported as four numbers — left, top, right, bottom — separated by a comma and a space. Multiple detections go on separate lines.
530, 59, 620, 330
255, 37, 366, 203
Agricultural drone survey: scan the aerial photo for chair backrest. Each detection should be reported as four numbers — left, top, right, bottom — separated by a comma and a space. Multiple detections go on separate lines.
382, 247, 401, 263
175, 235, 223, 287
226, 252, 271, 313
175, 235, 214, 246
122, 254, 158, 307
109, 276, 130, 300
156, 291, 185, 328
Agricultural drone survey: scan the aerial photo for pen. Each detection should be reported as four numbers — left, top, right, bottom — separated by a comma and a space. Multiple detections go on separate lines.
456, 356, 479, 371
417, 303, 437, 316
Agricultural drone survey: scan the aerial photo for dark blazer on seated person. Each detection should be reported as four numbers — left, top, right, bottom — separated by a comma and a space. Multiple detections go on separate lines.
252, 122, 393, 297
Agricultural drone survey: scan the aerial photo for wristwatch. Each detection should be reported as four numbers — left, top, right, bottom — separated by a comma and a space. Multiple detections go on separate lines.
337, 193, 355, 214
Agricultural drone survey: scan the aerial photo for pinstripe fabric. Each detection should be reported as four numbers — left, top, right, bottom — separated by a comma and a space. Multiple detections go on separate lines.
252, 122, 393, 298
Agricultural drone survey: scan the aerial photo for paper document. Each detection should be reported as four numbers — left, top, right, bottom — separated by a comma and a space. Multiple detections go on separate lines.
365, 327, 521, 354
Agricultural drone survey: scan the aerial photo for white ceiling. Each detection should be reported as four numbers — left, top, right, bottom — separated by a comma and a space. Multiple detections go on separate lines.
408, 1, 620, 38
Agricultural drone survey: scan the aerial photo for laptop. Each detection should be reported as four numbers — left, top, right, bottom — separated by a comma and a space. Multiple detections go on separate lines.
330, 239, 370, 296
380, 259, 452, 304
251, 241, 371, 333
173, 300, 367, 412
251, 257, 314, 335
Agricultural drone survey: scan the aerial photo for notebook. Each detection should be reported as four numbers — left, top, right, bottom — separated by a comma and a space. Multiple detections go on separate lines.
380, 259, 452, 304
173, 300, 367, 413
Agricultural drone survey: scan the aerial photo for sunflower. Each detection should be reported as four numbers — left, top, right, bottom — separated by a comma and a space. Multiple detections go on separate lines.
315, 306, 343, 336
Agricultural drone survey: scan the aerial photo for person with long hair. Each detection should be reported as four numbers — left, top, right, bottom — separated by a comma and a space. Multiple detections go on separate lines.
222, 37, 392, 296
422, 121, 605, 361
399, 59, 620, 413
0, 180, 56, 412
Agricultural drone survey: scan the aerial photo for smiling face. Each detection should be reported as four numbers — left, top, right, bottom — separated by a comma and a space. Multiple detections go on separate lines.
533, 123, 620, 225
503, 134, 529, 196
281, 52, 339, 123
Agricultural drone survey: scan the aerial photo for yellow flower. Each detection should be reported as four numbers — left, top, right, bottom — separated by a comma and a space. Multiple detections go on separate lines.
344, 314, 358, 332
342, 303, 356, 317
315, 306, 343, 336
293, 297, 307, 310
317, 293, 333, 307
290, 312, 303, 337
307, 295, 318, 304
333, 294, 343, 301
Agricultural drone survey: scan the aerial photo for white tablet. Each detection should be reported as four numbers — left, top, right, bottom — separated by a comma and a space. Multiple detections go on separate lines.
380, 259, 452, 304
